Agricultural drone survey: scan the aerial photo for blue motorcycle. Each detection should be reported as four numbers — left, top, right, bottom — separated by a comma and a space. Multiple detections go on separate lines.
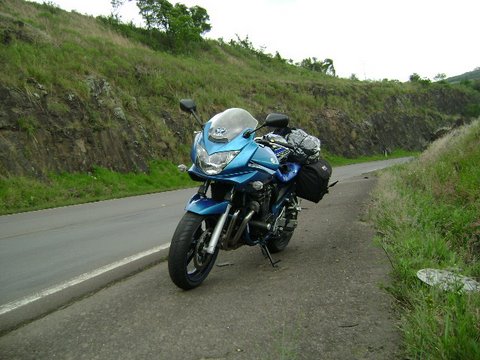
168, 99, 324, 290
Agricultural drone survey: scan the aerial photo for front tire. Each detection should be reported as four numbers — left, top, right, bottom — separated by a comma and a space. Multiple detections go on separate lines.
168, 212, 219, 290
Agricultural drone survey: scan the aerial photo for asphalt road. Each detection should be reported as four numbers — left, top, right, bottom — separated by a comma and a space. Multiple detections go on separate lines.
0, 189, 189, 305
0, 157, 411, 334
0, 168, 404, 359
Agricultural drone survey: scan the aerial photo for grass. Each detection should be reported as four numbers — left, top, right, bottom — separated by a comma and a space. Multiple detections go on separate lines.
0, 161, 195, 215
370, 119, 480, 359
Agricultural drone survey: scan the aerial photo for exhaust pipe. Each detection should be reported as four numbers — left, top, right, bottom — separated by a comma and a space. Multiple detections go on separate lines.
229, 210, 255, 247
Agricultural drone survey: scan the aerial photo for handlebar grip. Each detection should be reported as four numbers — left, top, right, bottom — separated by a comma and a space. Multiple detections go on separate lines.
255, 139, 271, 146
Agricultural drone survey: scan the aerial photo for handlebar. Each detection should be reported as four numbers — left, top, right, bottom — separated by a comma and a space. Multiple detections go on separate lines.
255, 138, 295, 150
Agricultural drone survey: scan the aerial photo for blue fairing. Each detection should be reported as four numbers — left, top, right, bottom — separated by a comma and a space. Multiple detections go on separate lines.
187, 107, 300, 215
189, 164, 272, 186
189, 121, 283, 186
186, 193, 229, 215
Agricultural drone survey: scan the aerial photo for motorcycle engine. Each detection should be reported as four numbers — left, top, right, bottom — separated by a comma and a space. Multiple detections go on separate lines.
250, 183, 274, 221
230, 182, 299, 243
247, 183, 299, 239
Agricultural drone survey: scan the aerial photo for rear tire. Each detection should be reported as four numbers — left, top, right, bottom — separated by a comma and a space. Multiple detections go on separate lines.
267, 230, 293, 253
168, 212, 219, 290
267, 196, 298, 253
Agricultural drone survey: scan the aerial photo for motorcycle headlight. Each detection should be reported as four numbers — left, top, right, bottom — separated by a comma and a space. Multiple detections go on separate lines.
196, 144, 239, 175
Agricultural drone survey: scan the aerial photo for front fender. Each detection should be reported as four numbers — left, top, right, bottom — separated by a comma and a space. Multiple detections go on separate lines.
186, 194, 230, 215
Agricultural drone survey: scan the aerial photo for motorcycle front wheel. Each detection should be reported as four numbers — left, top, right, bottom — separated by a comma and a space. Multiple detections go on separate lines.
168, 212, 219, 290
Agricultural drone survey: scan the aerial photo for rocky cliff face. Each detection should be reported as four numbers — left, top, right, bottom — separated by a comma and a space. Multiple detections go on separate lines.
2, 82, 133, 176
0, 76, 193, 177
313, 90, 470, 157
0, 78, 474, 177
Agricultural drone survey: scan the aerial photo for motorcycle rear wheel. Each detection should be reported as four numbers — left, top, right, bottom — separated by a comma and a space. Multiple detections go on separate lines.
168, 212, 219, 290
267, 230, 293, 253
267, 197, 298, 253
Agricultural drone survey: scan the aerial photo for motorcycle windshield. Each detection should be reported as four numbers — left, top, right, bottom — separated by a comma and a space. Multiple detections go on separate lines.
208, 108, 258, 143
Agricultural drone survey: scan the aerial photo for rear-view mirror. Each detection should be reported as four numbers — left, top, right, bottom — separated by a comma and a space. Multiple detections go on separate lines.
180, 99, 196, 113
265, 113, 289, 128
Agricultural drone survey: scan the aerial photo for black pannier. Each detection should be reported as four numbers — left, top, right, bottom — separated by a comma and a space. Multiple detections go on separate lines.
295, 159, 332, 203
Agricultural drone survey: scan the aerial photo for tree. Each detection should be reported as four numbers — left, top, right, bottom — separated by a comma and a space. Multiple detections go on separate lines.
321, 58, 336, 76
434, 73, 447, 81
111, 0, 211, 47
135, 0, 171, 30
409, 73, 421, 82
409, 73, 431, 85
189, 6, 211, 34
300, 57, 336, 76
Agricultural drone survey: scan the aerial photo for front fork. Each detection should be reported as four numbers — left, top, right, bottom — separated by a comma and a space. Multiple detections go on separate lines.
193, 180, 235, 255
203, 186, 256, 254
205, 203, 231, 254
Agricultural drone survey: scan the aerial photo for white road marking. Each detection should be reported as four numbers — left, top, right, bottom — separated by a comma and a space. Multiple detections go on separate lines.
0, 243, 170, 315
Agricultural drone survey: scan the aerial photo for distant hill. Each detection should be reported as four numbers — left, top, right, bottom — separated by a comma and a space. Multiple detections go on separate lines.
446, 68, 480, 83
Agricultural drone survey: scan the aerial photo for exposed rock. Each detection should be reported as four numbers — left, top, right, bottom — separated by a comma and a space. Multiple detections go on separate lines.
0, 13, 52, 45
0, 78, 476, 177
0, 82, 179, 177
113, 107, 127, 121
431, 126, 452, 141
85, 76, 112, 105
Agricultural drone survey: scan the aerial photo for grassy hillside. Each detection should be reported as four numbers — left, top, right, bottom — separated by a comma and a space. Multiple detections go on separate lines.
446, 68, 480, 84
371, 119, 480, 358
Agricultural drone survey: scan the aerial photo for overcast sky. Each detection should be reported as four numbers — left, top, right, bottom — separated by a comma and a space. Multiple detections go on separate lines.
31, 0, 479, 81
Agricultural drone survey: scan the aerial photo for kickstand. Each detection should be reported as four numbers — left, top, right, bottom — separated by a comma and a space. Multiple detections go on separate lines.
260, 244, 281, 268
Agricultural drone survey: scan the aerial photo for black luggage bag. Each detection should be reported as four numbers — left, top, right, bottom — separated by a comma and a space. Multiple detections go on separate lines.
295, 159, 332, 203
